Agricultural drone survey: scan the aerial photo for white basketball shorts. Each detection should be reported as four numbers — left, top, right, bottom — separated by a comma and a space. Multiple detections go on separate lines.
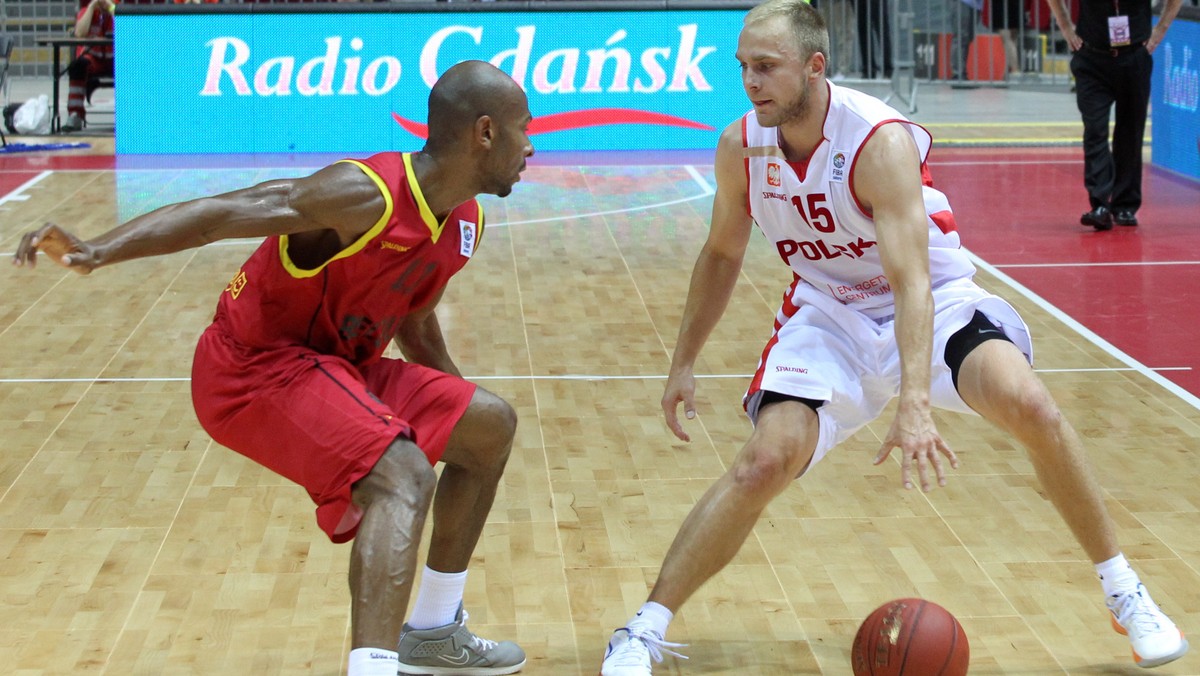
743, 277, 1032, 469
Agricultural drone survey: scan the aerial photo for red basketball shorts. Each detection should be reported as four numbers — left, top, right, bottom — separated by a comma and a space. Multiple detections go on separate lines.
191, 324, 476, 543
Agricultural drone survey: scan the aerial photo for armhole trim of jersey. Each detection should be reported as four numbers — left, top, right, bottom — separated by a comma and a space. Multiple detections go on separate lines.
475, 200, 485, 251
278, 159, 394, 279
848, 119, 929, 219
402, 152, 447, 243
741, 114, 752, 216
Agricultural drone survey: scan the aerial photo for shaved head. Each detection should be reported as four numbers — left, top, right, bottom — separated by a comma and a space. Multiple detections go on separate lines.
426, 61, 527, 147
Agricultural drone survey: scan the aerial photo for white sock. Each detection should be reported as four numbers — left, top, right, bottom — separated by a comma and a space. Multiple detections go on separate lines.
347, 648, 398, 676
1096, 553, 1141, 597
407, 566, 468, 629
629, 601, 674, 638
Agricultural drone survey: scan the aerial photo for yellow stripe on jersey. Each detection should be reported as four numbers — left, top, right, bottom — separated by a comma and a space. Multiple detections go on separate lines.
475, 200, 485, 252
279, 160, 394, 279
402, 152, 448, 243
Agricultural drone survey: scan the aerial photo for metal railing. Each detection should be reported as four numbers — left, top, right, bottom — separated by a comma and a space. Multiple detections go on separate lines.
818, 0, 1074, 109
0, 0, 75, 78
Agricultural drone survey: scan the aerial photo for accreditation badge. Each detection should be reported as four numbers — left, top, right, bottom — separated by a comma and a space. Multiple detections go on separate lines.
1108, 15, 1131, 47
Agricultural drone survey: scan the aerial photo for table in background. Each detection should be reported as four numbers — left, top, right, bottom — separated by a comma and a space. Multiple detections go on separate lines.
34, 36, 113, 134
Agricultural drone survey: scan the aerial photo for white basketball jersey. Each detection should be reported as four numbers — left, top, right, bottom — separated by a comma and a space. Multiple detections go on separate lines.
744, 81, 976, 319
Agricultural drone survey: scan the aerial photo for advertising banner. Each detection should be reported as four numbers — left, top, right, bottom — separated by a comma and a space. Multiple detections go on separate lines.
115, 8, 750, 154
1151, 15, 1200, 181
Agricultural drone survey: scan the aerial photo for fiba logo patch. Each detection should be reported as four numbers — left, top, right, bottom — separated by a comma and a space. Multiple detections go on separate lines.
830, 150, 847, 183
767, 162, 782, 187
459, 220, 476, 258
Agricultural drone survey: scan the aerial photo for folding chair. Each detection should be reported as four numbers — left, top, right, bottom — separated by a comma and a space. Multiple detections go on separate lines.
0, 33, 13, 147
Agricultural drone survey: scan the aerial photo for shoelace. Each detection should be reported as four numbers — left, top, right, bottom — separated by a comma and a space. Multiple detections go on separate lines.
608, 627, 689, 666
1111, 589, 1165, 635
458, 609, 499, 652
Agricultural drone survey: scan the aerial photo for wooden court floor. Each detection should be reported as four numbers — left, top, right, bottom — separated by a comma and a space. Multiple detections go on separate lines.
1, 154, 1198, 675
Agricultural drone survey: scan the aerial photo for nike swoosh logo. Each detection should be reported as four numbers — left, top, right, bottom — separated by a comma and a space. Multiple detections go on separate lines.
392, 109, 715, 140
439, 648, 472, 666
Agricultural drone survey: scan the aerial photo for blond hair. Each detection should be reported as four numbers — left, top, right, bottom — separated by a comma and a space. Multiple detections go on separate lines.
744, 0, 830, 62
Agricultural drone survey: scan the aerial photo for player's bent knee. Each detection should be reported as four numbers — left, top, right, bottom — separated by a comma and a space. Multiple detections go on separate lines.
985, 380, 1065, 438
466, 388, 518, 442
732, 439, 806, 494
484, 390, 518, 441
442, 387, 517, 470
1014, 389, 1065, 432
354, 437, 438, 506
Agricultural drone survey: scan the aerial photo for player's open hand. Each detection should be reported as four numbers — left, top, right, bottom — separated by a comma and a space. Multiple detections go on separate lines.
873, 402, 958, 491
661, 367, 697, 442
12, 223, 95, 274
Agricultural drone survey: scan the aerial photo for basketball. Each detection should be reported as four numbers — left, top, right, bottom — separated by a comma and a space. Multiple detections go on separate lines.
851, 598, 969, 675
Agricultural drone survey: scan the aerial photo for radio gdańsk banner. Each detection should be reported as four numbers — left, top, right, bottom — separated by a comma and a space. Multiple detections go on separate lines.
114, 9, 748, 154
1151, 14, 1200, 181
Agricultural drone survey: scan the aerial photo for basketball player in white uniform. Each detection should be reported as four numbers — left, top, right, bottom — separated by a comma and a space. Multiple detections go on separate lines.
599, 1, 1187, 674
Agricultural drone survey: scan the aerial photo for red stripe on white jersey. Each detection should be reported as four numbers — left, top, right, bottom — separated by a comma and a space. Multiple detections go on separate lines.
929, 209, 957, 234
746, 274, 803, 408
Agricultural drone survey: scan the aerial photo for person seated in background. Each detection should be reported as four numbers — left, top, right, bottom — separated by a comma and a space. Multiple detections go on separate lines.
61, 0, 115, 133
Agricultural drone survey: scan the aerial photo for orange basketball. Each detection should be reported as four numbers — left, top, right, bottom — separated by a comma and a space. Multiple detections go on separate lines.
851, 598, 969, 675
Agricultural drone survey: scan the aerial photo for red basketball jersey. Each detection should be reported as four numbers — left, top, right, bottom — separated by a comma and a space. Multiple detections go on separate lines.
212, 152, 484, 366
75, 4, 115, 59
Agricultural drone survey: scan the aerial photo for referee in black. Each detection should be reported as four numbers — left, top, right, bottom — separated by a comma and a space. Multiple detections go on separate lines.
1044, 0, 1183, 230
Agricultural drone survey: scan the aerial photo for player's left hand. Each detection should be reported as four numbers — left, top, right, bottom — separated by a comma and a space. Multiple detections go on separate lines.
12, 223, 96, 274
873, 401, 958, 491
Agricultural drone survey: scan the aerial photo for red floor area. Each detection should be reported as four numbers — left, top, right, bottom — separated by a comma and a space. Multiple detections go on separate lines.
930, 147, 1200, 396
0, 170, 44, 196
0, 154, 116, 172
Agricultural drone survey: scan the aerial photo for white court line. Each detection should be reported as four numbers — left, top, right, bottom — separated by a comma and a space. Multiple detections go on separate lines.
0, 171, 52, 209
4, 158, 1081, 173
0, 368, 1191, 385
189, 175, 715, 246
0, 188, 718, 252
999, 260, 1200, 269
493, 167, 714, 227
5, 167, 1197, 412
685, 165, 715, 195
927, 159, 1081, 166
967, 248, 1200, 412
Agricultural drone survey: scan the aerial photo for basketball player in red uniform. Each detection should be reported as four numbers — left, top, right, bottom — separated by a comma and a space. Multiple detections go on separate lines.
15, 61, 532, 676
599, 2, 1186, 674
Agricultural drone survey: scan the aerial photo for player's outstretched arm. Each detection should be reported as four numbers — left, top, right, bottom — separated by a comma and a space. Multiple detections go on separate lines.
663, 121, 754, 442
12, 162, 385, 275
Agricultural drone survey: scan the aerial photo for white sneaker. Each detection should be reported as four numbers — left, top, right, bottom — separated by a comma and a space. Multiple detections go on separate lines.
60, 113, 84, 133
599, 626, 687, 676
1107, 584, 1189, 668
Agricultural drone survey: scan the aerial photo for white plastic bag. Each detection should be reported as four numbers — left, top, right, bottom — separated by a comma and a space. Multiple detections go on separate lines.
13, 95, 51, 135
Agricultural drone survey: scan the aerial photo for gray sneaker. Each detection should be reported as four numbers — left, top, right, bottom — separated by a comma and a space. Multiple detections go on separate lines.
396, 605, 525, 675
